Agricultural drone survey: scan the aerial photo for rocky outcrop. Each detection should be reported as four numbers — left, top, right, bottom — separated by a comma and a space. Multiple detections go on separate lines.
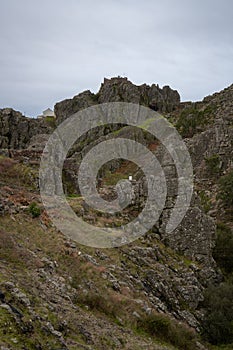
54, 77, 180, 124
54, 90, 98, 125
187, 119, 233, 177
97, 77, 180, 111
0, 108, 53, 149
154, 146, 216, 266
188, 85, 233, 172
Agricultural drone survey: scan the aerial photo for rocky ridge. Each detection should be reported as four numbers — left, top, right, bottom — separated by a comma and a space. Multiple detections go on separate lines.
54, 77, 180, 124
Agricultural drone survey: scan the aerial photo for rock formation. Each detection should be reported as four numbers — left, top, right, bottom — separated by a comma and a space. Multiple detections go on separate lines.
54, 77, 180, 124
0, 108, 53, 149
0, 79, 232, 349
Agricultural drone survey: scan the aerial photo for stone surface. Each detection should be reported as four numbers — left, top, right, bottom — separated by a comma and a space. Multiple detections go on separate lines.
54, 77, 180, 124
0, 108, 53, 149
54, 90, 98, 124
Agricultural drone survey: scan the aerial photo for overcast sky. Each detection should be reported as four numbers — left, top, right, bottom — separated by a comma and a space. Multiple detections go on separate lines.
0, 0, 232, 117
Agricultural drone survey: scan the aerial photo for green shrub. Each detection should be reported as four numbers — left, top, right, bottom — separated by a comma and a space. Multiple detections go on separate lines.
28, 202, 41, 218
205, 154, 221, 176
45, 116, 56, 128
176, 104, 216, 138
137, 313, 197, 350
198, 190, 211, 213
213, 223, 233, 274
219, 170, 233, 206
202, 222, 233, 346
201, 279, 233, 345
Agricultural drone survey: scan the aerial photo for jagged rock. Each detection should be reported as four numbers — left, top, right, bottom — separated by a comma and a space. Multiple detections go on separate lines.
54, 90, 98, 124
160, 205, 216, 266
187, 119, 233, 177
0, 108, 53, 149
54, 77, 180, 124
27, 134, 50, 151
97, 77, 180, 112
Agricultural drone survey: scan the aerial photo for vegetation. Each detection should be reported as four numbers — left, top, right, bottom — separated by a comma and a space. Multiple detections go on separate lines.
201, 279, 233, 345
75, 291, 119, 319
213, 223, 233, 274
102, 169, 128, 186
137, 313, 197, 350
72, 283, 200, 350
100, 160, 138, 186
205, 154, 221, 176
0, 156, 37, 188
201, 223, 233, 345
0, 307, 64, 350
176, 104, 216, 138
219, 170, 233, 206
198, 190, 211, 213
45, 115, 56, 128
66, 193, 81, 198
28, 202, 41, 218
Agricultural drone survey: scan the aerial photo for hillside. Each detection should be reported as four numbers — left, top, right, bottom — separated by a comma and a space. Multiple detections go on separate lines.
0, 78, 233, 350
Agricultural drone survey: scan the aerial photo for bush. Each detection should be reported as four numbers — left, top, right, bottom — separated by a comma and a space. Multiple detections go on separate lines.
202, 222, 233, 346
75, 291, 119, 318
201, 279, 233, 345
45, 116, 56, 128
28, 202, 41, 218
205, 154, 221, 176
198, 190, 211, 213
176, 104, 216, 138
137, 313, 197, 350
213, 223, 233, 274
219, 170, 233, 206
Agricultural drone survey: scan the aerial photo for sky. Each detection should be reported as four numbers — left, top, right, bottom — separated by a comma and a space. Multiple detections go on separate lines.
0, 0, 232, 117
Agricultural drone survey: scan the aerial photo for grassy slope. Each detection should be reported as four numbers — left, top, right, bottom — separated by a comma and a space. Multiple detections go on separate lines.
0, 156, 205, 350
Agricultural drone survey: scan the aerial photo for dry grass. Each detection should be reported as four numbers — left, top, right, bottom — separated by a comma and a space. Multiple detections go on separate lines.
0, 156, 38, 189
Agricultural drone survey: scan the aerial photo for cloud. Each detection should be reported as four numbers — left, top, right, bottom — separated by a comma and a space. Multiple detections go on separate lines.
0, 0, 232, 116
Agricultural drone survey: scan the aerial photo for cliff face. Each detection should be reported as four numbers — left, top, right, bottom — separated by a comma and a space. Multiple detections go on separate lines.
187, 84, 233, 173
0, 108, 53, 149
0, 80, 232, 350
